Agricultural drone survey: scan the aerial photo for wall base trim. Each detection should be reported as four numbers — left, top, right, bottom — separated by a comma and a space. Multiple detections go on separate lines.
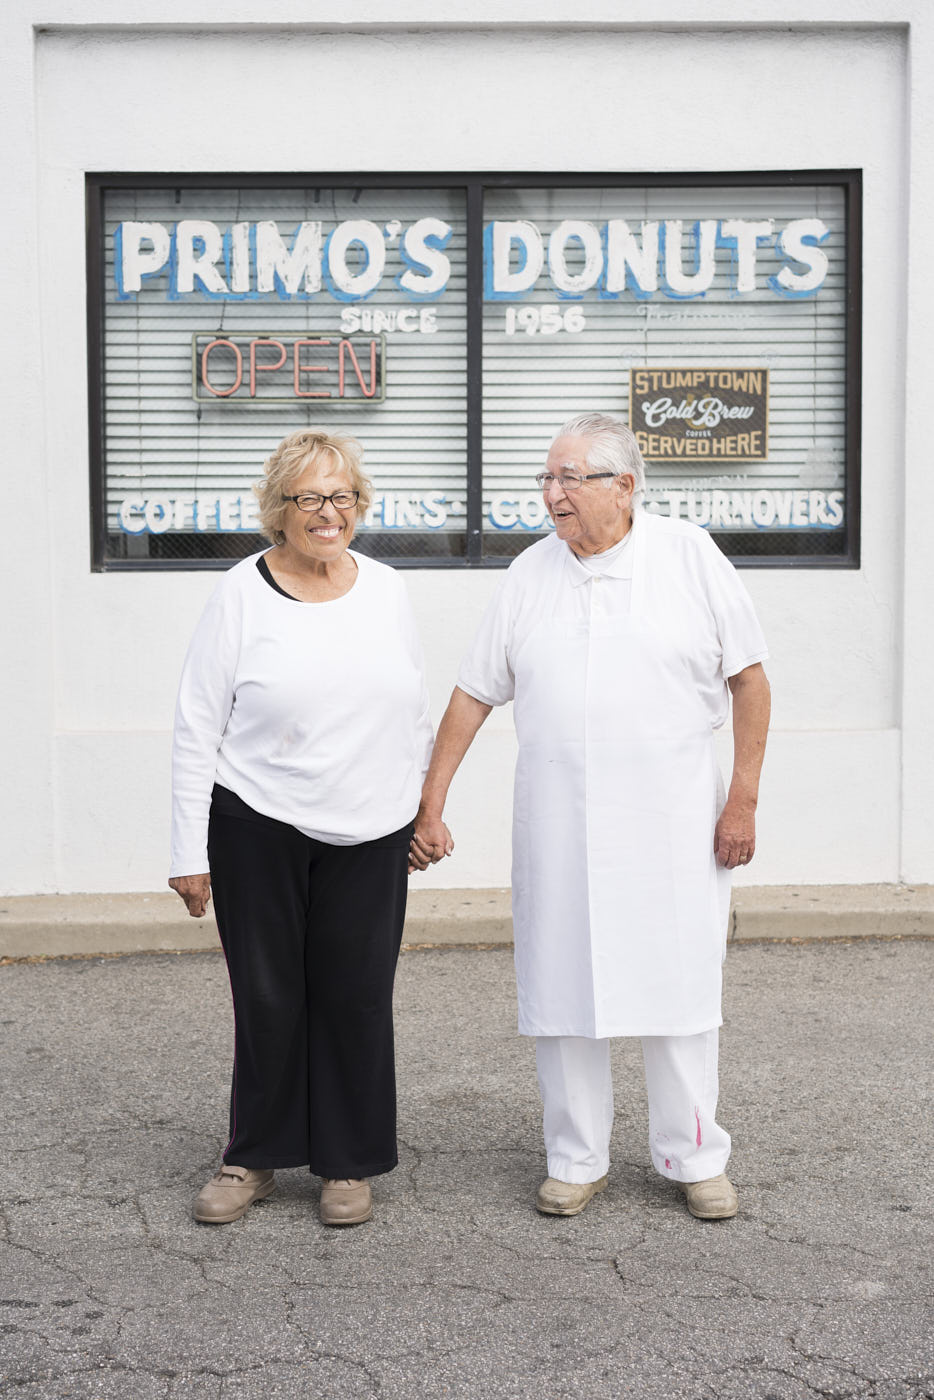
1, 885, 932, 961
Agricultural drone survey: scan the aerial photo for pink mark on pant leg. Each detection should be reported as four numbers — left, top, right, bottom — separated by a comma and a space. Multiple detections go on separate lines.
694, 1106, 702, 1148
665, 1158, 672, 1171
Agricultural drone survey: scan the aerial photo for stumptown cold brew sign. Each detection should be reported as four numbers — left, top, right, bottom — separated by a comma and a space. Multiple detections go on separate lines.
630, 368, 769, 462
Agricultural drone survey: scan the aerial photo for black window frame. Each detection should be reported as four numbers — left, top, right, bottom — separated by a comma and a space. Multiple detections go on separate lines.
87, 169, 862, 571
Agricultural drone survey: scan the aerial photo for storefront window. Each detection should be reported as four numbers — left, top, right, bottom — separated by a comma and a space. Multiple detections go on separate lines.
88, 172, 860, 568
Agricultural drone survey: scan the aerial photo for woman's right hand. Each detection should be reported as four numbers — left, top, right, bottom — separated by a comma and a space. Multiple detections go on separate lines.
169, 873, 212, 918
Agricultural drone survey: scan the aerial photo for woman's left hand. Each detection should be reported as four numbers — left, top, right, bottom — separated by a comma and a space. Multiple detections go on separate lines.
408, 839, 432, 873
408, 814, 454, 873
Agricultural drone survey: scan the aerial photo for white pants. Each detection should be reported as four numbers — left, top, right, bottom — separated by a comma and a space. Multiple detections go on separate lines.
535, 1030, 731, 1185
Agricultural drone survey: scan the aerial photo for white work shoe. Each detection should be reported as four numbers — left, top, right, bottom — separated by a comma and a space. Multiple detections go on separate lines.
536, 1174, 608, 1216
681, 1173, 739, 1219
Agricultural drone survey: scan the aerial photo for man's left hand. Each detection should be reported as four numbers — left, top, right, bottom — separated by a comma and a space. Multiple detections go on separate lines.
714, 797, 756, 869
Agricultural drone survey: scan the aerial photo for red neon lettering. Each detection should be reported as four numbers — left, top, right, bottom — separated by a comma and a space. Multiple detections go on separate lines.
293, 339, 332, 398
249, 339, 287, 397
338, 339, 378, 398
201, 339, 243, 398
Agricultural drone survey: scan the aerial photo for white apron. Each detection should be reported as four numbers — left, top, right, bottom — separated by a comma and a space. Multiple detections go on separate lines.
509, 513, 733, 1038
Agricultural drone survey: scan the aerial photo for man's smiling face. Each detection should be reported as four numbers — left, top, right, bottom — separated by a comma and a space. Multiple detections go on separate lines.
542, 434, 634, 557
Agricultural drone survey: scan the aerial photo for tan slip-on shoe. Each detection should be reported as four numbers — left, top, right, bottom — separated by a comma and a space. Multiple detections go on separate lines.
193, 1165, 275, 1223
319, 1178, 372, 1226
535, 1174, 608, 1217
681, 1172, 739, 1220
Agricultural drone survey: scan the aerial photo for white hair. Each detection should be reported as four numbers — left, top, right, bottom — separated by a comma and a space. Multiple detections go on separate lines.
552, 412, 646, 504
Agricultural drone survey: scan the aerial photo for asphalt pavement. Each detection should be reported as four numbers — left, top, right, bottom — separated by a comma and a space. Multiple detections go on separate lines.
1, 939, 932, 1399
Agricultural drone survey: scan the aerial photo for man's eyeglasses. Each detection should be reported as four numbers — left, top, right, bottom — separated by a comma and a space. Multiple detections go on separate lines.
534, 471, 616, 491
283, 490, 360, 512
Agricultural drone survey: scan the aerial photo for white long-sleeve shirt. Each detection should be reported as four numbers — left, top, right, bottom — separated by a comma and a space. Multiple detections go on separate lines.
170, 550, 433, 876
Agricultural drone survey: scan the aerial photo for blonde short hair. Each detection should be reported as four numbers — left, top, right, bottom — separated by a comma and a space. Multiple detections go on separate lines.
254, 429, 373, 544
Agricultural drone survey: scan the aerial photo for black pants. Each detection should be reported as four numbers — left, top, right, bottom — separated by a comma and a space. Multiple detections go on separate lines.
207, 784, 411, 1178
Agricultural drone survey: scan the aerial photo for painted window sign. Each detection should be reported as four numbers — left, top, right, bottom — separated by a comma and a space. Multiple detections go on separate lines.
114, 214, 829, 304
485, 217, 829, 300
115, 217, 454, 302
88, 174, 859, 569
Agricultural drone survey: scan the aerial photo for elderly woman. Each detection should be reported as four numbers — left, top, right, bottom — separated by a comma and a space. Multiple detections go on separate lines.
413, 412, 770, 1221
169, 428, 432, 1226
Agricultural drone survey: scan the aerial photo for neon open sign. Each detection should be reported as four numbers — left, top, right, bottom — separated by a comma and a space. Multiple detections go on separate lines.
190, 333, 386, 404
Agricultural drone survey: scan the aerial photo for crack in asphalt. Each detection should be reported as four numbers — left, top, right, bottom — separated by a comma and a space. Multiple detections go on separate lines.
279, 1299, 385, 1395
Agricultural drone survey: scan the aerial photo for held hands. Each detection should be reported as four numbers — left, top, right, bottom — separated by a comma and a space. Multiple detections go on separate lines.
714, 797, 756, 870
169, 872, 212, 918
408, 809, 455, 874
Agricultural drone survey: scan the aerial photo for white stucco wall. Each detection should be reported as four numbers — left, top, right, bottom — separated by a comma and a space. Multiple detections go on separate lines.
2, 2, 931, 894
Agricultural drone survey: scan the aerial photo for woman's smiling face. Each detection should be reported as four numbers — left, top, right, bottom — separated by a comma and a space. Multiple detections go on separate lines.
279, 451, 358, 563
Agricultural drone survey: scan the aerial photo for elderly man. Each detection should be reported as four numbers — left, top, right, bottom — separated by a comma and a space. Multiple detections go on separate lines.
413, 412, 770, 1220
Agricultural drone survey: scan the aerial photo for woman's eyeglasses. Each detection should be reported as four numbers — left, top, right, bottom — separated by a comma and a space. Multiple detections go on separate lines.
283, 490, 360, 511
